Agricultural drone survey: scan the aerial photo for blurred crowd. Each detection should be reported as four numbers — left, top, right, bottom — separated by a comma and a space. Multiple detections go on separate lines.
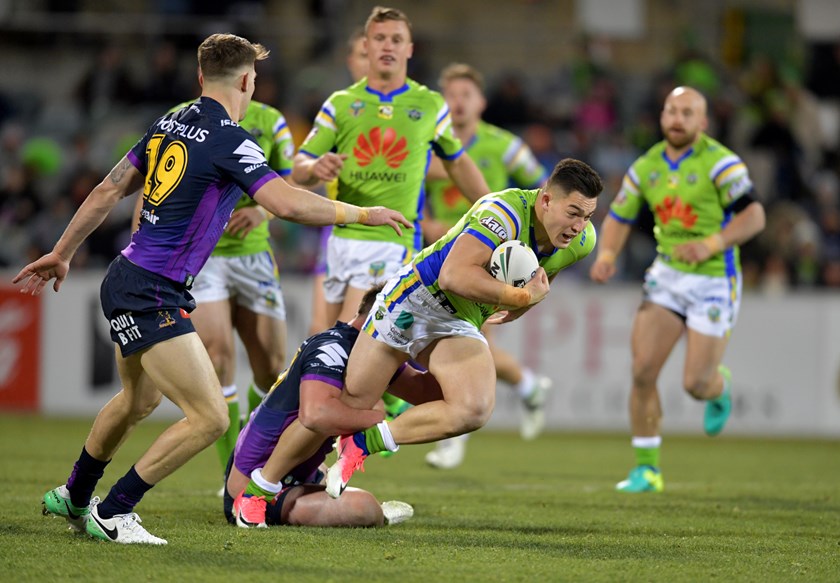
2, 28, 840, 293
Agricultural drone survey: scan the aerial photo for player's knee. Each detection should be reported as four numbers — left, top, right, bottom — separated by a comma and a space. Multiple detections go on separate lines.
683, 373, 713, 400
631, 359, 659, 391
252, 365, 282, 393
204, 341, 235, 378
191, 402, 230, 443
130, 391, 162, 421
453, 400, 493, 434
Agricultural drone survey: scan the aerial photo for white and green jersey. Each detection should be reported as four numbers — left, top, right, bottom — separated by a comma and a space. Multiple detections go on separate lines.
167, 100, 294, 257
299, 78, 464, 252
610, 133, 753, 277
426, 121, 546, 227
413, 188, 596, 328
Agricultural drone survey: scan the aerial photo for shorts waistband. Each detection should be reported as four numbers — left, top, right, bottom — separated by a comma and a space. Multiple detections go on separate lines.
116, 255, 189, 290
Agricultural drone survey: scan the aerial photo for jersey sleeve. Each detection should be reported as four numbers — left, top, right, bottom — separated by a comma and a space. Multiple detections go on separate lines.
213, 128, 280, 198
608, 161, 646, 224
429, 95, 464, 161
709, 153, 753, 207
504, 136, 547, 188
268, 110, 294, 177
298, 96, 339, 158
126, 124, 156, 177
298, 338, 351, 390
462, 194, 525, 251
544, 222, 598, 277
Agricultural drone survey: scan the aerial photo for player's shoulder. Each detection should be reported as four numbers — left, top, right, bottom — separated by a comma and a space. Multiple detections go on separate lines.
696, 133, 741, 163
404, 78, 446, 106
478, 121, 516, 142
477, 188, 532, 219
301, 324, 357, 368
247, 100, 283, 119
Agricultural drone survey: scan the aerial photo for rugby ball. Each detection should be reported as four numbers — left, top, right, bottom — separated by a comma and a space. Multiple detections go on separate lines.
489, 240, 539, 288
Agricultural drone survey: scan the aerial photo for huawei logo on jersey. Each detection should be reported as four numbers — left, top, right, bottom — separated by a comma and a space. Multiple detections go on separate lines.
655, 195, 698, 229
354, 127, 409, 168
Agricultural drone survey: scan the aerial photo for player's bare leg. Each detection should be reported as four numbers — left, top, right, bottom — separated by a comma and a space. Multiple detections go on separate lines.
618, 302, 683, 493
684, 329, 733, 436
235, 305, 286, 411
308, 273, 329, 335
191, 298, 240, 474
281, 485, 385, 526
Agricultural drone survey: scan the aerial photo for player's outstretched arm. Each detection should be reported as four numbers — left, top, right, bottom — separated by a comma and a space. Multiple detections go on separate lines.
589, 214, 632, 284
13, 157, 144, 295
253, 177, 412, 235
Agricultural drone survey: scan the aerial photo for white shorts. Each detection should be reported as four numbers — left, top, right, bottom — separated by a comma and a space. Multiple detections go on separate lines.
362, 264, 487, 359
190, 252, 286, 320
643, 258, 741, 337
324, 236, 412, 304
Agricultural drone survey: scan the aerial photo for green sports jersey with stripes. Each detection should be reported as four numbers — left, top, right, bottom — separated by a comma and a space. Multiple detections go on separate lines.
609, 133, 753, 277
299, 78, 464, 251
426, 121, 546, 227
413, 188, 596, 329
168, 100, 294, 257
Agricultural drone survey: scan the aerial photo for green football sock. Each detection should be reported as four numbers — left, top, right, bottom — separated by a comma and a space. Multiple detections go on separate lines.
360, 425, 387, 455
634, 446, 660, 468
215, 390, 240, 471
247, 383, 267, 414
244, 479, 275, 499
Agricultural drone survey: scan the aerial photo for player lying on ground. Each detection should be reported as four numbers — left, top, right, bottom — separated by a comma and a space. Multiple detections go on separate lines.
228, 285, 441, 527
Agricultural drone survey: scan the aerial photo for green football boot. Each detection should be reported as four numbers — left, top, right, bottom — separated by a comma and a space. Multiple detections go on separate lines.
42, 485, 97, 533
616, 465, 664, 493
704, 365, 732, 436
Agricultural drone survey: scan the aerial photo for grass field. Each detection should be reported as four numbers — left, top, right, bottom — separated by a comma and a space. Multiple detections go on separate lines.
1, 414, 838, 582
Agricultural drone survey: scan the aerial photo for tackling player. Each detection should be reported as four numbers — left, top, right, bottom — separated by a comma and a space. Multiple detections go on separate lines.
227, 285, 438, 528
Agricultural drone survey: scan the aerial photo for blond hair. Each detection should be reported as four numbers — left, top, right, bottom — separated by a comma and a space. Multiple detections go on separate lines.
439, 63, 485, 93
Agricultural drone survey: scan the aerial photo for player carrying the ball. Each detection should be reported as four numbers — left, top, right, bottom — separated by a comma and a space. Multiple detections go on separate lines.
231, 158, 602, 519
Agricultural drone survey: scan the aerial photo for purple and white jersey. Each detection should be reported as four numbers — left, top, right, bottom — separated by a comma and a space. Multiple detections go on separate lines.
123, 97, 279, 285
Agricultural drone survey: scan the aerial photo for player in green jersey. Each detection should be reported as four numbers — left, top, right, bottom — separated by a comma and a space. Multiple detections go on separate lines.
292, 6, 490, 328
422, 63, 551, 469
589, 87, 766, 493
319, 158, 602, 497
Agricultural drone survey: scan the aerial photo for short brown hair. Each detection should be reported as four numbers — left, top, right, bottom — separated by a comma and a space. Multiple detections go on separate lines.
197, 33, 269, 80
439, 63, 485, 93
546, 158, 603, 199
358, 283, 385, 317
347, 26, 365, 53
365, 6, 412, 36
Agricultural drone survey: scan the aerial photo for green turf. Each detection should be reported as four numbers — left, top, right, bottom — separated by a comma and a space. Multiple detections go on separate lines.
1, 414, 838, 582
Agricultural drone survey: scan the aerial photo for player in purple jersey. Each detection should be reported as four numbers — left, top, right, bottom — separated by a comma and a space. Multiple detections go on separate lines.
227, 285, 437, 528
15, 33, 410, 545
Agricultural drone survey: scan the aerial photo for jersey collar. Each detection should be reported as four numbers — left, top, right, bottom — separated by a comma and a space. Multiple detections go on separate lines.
661, 147, 694, 171
365, 83, 410, 103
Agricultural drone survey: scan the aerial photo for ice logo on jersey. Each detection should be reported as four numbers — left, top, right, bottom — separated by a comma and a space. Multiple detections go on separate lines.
315, 343, 348, 368
234, 140, 268, 173
354, 127, 409, 169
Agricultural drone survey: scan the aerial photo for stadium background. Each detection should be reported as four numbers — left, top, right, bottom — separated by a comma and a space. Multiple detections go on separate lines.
1, 0, 839, 436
